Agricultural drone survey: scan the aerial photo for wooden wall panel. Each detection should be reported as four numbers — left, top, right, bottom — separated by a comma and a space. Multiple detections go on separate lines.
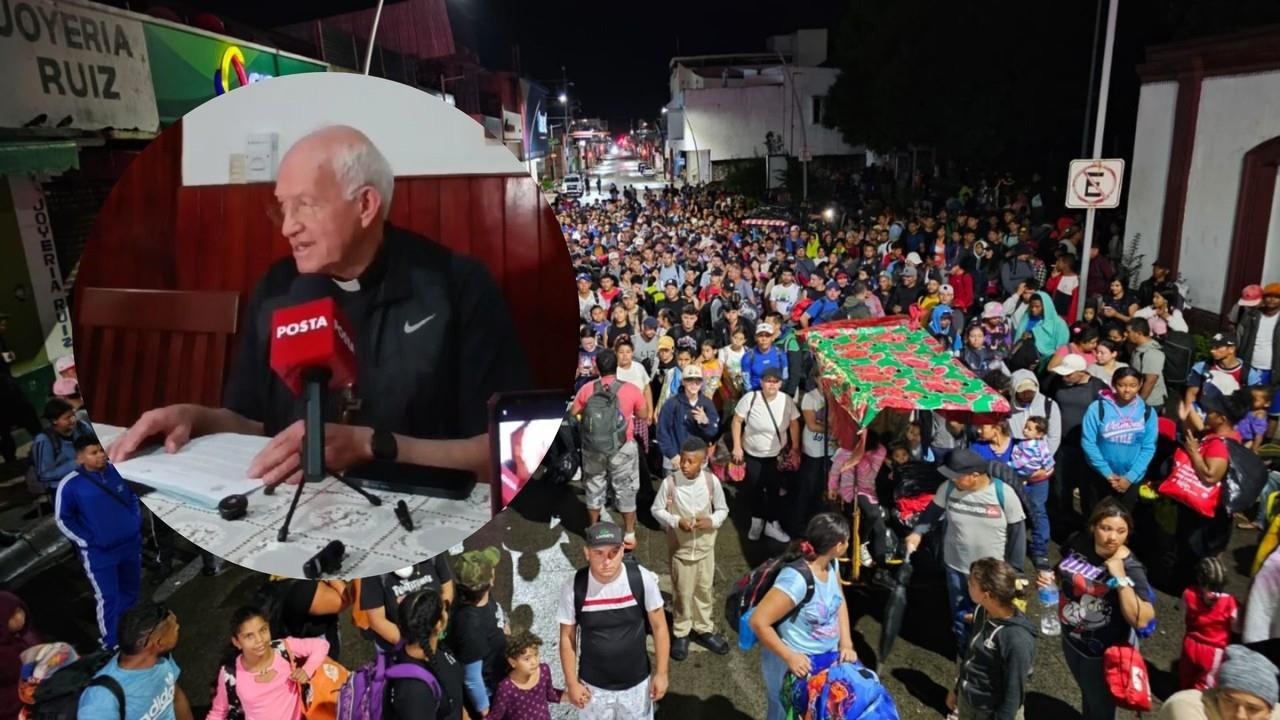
74, 120, 576, 416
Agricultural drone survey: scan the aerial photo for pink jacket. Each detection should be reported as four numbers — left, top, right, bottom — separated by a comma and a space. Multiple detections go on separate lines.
828, 445, 887, 504
206, 637, 330, 720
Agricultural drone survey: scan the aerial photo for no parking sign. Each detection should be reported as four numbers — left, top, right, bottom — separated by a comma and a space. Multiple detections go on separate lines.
1066, 158, 1125, 209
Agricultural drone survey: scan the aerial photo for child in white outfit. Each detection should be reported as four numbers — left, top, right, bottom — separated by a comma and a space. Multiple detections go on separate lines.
651, 437, 730, 658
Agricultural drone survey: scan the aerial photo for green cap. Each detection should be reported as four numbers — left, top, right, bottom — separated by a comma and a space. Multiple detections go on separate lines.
454, 547, 500, 590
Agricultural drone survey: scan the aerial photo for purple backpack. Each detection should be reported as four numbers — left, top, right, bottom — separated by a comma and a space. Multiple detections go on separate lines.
337, 651, 441, 720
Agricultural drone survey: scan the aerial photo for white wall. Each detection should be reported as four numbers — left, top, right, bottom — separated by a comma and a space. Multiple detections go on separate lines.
1123, 80, 1177, 276
182, 73, 524, 186
1180, 71, 1280, 311
669, 67, 857, 162
1265, 167, 1280, 287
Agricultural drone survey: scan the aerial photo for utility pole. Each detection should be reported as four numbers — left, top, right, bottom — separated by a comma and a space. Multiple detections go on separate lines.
1075, 0, 1119, 321
561, 65, 573, 175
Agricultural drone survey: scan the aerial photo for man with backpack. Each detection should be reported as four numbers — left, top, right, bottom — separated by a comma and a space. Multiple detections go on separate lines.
571, 350, 648, 550
1128, 318, 1169, 412
74, 602, 194, 719
904, 449, 1028, 654
53, 434, 143, 651
557, 522, 669, 719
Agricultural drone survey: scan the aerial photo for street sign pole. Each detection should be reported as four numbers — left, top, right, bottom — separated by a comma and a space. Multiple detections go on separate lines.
1076, 0, 1119, 321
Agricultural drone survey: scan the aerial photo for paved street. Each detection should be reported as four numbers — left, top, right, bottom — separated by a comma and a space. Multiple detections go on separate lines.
3, 443, 1267, 718
577, 150, 671, 204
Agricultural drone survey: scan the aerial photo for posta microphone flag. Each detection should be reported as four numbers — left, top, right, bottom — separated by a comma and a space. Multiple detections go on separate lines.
269, 275, 357, 395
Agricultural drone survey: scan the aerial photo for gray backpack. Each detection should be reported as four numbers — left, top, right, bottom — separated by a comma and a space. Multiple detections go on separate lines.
581, 380, 628, 454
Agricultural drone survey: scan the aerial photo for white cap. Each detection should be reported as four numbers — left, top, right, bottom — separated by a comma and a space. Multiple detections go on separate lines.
938, 284, 955, 295
1051, 354, 1088, 376
906, 252, 923, 265
53, 355, 75, 373
755, 322, 776, 335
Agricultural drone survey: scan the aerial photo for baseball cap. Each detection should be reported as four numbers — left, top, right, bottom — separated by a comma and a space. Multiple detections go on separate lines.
1210, 333, 1237, 348
576, 272, 592, 282
937, 448, 990, 479
658, 336, 675, 351
1265, 283, 1280, 298
643, 317, 659, 329
1051, 353, 1088, 376
982, 302, 1004, 320
1014, 376, 1039, 393
938, 284, 954, 295
755, 322, 776, 335
682, 365, 703, 381
826, 281, 840, 291
905, 252, 923, 265
53, 355, 76, 374
585, 521, 625, 548
761, 366, 784, 381
454, 547, 500, 590
664, 279, 678, 288
1239, 284, 1263, 307
901, 266, 918, 278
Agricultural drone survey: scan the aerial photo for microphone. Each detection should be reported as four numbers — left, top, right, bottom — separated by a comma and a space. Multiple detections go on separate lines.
267, 275, 369, 542
302, 539, 346, 579
268, 274, 357, 396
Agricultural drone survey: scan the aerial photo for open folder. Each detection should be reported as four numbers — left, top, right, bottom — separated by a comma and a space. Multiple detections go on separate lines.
91, 424, 266, 509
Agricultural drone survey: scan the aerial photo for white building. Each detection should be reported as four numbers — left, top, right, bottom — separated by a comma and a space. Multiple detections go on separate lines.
663, 29, 863, 184
1124, 26, 1280, 321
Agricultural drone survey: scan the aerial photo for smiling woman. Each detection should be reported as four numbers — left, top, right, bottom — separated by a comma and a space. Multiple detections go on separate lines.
70, 72, 576, 578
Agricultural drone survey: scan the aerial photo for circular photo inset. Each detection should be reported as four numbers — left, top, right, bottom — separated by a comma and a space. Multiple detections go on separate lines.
69, 72, 575, 579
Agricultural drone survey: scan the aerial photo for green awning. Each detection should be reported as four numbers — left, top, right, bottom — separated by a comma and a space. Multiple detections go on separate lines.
0, 141, 80, 175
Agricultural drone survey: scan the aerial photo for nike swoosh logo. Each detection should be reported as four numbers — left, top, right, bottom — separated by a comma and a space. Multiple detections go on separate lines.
404, 315, 436, 334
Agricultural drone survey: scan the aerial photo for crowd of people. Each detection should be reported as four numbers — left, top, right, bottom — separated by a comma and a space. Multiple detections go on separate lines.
556, 177, 1280, 719
3, 171, 1280, 719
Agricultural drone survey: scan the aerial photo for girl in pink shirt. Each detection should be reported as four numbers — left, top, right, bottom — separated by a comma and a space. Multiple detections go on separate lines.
827, 434, 887, 504
206, 607, 331, 720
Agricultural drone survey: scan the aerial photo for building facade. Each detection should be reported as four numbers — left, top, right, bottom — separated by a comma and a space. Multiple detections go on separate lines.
1124, 26, 1280, 320
663, 29, 862, 184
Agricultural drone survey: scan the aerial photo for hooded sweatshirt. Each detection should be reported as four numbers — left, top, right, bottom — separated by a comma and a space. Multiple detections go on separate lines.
955, 606, 1037, 720
1080, 392, 1158, 483
1008, 370, 1062, 454
1015, 290, 1070, 357
0, 592, 37, 720
928, 305, 962, 353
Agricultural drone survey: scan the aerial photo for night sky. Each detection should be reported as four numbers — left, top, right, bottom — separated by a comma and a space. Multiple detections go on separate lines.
453, 0, 846, 132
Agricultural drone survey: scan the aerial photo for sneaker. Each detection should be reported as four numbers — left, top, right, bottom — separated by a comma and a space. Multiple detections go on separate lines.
748, 517, 765, 541
859, 542, 874, 568
671, 635, 690, 661
763, 521, 790, 543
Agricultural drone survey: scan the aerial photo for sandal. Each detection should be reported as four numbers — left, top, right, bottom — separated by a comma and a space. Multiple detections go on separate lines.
1236, 513, 1261, 531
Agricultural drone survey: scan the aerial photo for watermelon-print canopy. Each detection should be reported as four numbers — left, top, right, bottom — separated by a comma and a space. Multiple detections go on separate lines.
800, 316, 1011, 429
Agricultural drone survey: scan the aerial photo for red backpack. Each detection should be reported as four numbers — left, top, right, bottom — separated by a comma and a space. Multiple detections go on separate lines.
1103, 643, 1152, 711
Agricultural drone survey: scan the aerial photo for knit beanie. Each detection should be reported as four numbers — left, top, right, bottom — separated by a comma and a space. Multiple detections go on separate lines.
1217, 645, 1279, 706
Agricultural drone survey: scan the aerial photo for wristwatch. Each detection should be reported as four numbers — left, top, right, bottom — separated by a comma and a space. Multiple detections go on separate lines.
371, 430, 398, 462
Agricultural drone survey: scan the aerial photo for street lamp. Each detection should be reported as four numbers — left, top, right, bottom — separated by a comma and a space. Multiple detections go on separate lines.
558, 92, 568, 104
660, 107, 668, 114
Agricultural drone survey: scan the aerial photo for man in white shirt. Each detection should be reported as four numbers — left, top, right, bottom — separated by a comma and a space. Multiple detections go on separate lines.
1238, 283, 1280, 439
768, 267, 800, 318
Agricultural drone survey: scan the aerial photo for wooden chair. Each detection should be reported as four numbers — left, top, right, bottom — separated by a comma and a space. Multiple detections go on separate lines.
74, 288, 240, 428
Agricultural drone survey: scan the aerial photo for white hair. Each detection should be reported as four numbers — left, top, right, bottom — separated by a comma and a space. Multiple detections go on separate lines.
310, 125, 395, 220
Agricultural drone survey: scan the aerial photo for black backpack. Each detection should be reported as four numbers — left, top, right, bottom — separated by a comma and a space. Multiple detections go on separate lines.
1162, 329, 1194, 387
1223, 437, 1270, 515
573, 559, 650, 633
724, 556, 815, 638
30, 651, 123, 720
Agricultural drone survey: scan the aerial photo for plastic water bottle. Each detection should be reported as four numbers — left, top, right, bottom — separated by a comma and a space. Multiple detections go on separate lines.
1039, 585, 1061, 637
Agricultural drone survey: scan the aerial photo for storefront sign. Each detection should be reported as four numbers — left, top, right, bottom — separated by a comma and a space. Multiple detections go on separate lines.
9, 175, 73, 361
0, 0, 159, 131
144, 22, 326, 126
